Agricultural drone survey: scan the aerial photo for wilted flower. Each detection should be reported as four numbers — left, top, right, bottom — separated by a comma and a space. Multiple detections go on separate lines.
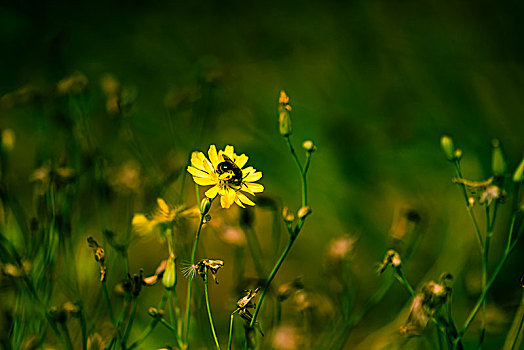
187, 145, 264, 208
400, 279, 451, 336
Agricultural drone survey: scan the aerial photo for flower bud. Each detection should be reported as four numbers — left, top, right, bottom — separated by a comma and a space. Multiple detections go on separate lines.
282, 207, 295, 223
297, 206, 312, 219
148, 307, 164, 318
440, 135, 455, 161
278, 91, 292, 136
162, 257, 177, 289
491, 139, 507, 176
200, 197, 212, 215
302, 140, 317, 153
513, 157, 524, 183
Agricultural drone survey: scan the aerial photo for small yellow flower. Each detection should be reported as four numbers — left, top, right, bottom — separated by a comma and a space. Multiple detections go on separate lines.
132, 198, 197, 237
187, 145, 264, 208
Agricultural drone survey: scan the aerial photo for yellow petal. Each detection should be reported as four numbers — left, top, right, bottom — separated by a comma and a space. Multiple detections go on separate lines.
244, 171, 262, 182
205, 185, 219, 198
190, 152, 206, 171
220, 187, 236, 208
246, 182, 264, 193
234, 197, 246, 208
187, 166, 209, 178
208, 145, 219, 169
235, 154, 248, 168
202, 157, 214, 173
194, 177, 218, 186
237, 192, 255, 206
224, 145, 235, 159
157, 198, 170, 213
241, 183, 255, 195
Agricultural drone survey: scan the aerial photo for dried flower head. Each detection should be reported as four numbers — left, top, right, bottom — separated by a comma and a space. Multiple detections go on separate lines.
378, 249, 402, 274
183, 259, 224, 284
453, 177, 503, 206
87, 237, 107, 282
400, 279, 451, 336
187, 145, 264, 208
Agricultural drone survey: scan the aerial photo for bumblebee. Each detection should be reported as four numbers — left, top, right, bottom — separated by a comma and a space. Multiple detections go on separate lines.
216, 155, 243, 186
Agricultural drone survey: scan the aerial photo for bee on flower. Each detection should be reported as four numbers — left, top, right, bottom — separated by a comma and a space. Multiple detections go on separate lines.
187, 145, 264, 208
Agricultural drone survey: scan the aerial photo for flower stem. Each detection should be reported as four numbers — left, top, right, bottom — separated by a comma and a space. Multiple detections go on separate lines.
60, 323, 75, 350
128, 295, 167, 350
453, 161, 484, 250
184, 213, 206, 344
285, 136, 307, 206
228, 313, 235, 350
122, 297, 137, 346
165, 289, 184, 350
204, 273, 221, 349
457, 213, 523, 342
394, 267, 416, 297
249, 236, 296, 329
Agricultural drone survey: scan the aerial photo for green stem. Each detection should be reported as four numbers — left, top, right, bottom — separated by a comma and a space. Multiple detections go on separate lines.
166, 289, 183, 349
453, 162, 484, 250
228, 313, 235, 350
128, 295, 167, 350
395, 267, 416, 297
285, 136, 307, 206
122, 297, 137, 346
249, 236, 296, 329
79, 306, 88, 350
458, 214, 523, 341
60, 323, 75, 350
102, 282, 117, 326
204, 273, 221, 349
184, 213, 206, 344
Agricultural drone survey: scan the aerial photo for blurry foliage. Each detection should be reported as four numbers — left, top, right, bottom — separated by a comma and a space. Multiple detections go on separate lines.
1, 0, 524, 349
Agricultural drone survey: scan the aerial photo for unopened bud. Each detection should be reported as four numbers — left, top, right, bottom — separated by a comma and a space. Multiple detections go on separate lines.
278, 91, 292, 136
440, 135, 455, 161
148, 307, 163, 318
297, 206, 312, 219
454, 149, 462, 160
513, 157, 524, 183
491, 139, 507, 176
162, 257, 177, 289
282, 207, 295, 223
200, 197, 212, 215
302, 140, 317, 153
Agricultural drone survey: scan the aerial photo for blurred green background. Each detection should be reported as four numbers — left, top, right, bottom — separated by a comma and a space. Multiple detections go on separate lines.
1, 0, 524, 348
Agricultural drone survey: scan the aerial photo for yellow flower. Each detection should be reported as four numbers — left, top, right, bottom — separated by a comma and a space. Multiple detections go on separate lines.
187, 145, 264, 208
132, 198, 198, 237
